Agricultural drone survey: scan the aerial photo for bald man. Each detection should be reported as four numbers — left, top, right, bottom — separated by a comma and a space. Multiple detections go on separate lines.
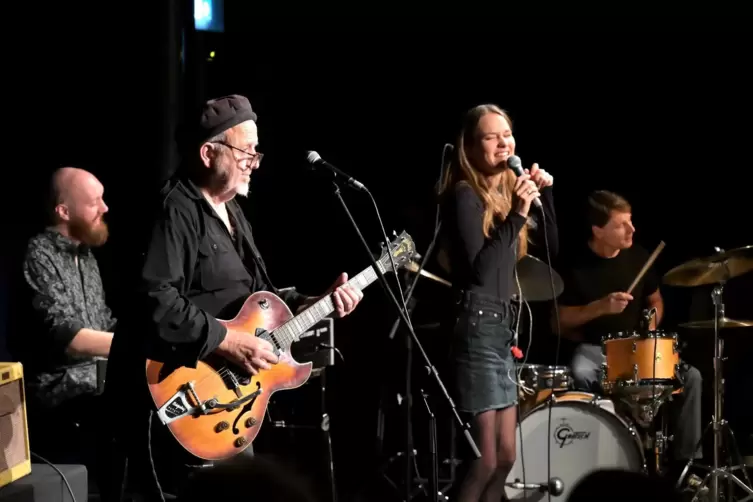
14, 166, 116, 475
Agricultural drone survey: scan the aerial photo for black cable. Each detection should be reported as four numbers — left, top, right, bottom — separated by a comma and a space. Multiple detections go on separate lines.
30, 452, 78, 502
540, 204, 560, 502
514, 355, 528, 502
512, 246, 528, 502
649, 307, 658, 423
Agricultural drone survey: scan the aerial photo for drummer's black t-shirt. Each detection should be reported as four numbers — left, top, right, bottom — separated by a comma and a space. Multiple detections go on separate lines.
557, 243, 660, 345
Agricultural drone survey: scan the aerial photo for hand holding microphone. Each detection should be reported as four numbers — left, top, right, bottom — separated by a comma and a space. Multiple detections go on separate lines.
507, 155, 553, 217
527, 163, 554, 189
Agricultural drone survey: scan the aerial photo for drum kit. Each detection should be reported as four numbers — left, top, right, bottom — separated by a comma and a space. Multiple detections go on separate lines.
408, 245, 753, 501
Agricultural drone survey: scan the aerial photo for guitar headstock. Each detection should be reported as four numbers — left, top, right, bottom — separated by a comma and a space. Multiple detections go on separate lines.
378, 231, 417, 273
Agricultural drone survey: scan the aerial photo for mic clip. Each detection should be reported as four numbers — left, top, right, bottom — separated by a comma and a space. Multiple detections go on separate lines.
640, 307, 657, 335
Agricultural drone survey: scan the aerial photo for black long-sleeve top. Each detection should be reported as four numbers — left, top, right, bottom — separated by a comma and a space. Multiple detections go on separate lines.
442, 182, 558, 302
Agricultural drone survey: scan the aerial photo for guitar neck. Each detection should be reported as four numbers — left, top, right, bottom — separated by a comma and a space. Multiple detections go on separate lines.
273, 264, 382, 349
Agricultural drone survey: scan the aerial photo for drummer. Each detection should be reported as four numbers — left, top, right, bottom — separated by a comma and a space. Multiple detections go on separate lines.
552, 190, 703, 481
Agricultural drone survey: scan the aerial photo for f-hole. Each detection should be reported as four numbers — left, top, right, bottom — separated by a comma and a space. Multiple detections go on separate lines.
232, 381, 261, 434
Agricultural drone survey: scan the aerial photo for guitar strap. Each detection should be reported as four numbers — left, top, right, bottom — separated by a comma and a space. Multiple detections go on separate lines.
228, 200, 282, 296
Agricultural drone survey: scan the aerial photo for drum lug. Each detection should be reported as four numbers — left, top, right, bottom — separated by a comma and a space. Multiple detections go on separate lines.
656, 431, 665, 453
632, 341, 637, 353
673, 341, 678, 354
600, 363, 611, 394
633, 364, 639, 384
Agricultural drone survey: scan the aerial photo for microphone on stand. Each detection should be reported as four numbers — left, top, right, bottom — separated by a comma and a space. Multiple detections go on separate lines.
306, 151, 367, 192
505, 477, 565, 496
507, 155, 542, 208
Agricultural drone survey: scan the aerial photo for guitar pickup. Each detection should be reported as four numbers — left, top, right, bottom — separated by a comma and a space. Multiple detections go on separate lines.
156, 381, 215, 425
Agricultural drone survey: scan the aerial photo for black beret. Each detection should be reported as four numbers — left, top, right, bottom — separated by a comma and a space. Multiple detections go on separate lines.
199, 94, 257, 141
178, 94, 257, 150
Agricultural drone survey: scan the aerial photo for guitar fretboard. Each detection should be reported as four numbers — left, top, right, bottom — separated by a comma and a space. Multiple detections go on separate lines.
273, 264, 381, 349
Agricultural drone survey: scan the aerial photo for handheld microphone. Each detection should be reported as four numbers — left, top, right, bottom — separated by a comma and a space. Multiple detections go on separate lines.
506, 155, 542, 208
306, 151, 367, 192
505, 477, 565, 496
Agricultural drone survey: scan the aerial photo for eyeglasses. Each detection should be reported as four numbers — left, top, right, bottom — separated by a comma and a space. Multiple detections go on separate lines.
212, 141, 264, 168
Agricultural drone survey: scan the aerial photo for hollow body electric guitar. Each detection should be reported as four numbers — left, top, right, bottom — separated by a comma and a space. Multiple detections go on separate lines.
145, 231, 415, 461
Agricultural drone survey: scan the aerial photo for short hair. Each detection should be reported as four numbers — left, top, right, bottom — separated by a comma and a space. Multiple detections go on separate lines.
587, 190, 631, 228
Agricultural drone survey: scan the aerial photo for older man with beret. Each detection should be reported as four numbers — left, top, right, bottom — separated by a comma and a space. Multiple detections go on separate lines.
101, 95, 362, 501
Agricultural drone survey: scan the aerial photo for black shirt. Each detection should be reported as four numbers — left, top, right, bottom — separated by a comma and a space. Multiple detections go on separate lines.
123, 175, 306, 369
441, 182, 559, 302
557, 243, 660, 345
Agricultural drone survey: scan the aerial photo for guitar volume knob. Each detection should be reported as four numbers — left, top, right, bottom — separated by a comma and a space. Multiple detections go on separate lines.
234, 437, 247, 447
245, 417, 257, 427
215, 421, 229, 432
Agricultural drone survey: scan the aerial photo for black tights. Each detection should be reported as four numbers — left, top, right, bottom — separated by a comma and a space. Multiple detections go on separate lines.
456, 405, 517, 502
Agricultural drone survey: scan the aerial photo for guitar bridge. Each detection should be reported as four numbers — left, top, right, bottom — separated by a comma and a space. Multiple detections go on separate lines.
155, 381, 216, 425
155, 380, 265, 425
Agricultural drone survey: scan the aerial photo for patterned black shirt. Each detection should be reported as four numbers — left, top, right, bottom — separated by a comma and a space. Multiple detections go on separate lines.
19, 228, 116, 408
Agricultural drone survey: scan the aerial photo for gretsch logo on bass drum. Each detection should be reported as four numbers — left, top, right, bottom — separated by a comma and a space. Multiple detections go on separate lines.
553, 418, 591, 448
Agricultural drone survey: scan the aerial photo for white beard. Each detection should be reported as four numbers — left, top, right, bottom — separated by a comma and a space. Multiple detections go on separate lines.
236, 181, 250, 197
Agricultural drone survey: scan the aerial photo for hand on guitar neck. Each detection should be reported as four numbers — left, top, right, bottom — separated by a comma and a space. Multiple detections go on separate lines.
213, 273, 361, 376
215, 330, 279, 376
296, 272, 363, 316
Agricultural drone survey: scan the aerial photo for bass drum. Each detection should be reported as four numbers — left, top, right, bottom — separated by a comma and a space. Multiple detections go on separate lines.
505, 392, 645, 501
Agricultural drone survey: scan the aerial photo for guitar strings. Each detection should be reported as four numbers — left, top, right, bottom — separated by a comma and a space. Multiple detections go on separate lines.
189, 273, 372, 396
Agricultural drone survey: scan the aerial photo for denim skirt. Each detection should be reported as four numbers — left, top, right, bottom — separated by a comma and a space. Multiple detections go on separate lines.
450, 290, 518, 415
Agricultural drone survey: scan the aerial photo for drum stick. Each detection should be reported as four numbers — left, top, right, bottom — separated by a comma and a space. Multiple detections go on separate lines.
627, 241, 665, 294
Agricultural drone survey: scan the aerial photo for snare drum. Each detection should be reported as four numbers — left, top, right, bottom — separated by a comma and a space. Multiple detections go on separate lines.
517, 364, 572, 416
602, 330, 679, 399
506, 391, 646, 501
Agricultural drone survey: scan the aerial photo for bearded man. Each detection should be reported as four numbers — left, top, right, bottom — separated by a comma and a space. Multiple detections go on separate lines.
13, 166, 116, 477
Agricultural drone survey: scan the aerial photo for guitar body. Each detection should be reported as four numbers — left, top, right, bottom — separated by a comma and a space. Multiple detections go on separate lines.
146, 291, 312, 461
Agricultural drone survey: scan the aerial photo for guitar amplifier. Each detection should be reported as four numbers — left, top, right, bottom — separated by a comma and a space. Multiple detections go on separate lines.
290, 318, 335, 370
0, 362, 31, 488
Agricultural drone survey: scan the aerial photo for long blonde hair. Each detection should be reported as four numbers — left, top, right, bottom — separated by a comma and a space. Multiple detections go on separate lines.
439, 104, 529, 259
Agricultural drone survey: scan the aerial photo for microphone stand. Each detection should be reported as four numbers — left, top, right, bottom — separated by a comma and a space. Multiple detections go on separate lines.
420, 389, 439, 502
384, 222, 442, 502
329, 181, 481, 502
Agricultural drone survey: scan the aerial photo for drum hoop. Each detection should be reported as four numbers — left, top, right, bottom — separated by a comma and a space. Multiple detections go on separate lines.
528, 394, 646, 468
602, 330, 678, 343
517, 363, 570, 369
516, 364, 571, 373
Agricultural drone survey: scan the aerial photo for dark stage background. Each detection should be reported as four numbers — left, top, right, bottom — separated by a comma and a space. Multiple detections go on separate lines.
4, 4, 752, 501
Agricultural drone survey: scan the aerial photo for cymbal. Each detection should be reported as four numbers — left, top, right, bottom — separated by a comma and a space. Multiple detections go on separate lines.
404, 261, 452, 287
514, 255, 564, 302
679, 317, 753, 329
663, 245, 753, 287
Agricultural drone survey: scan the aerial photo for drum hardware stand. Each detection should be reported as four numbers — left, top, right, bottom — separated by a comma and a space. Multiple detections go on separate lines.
675, 281, 753, 502
410, 389, 457, 502
378, 293, 459, 502
377, 275, 460, 501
